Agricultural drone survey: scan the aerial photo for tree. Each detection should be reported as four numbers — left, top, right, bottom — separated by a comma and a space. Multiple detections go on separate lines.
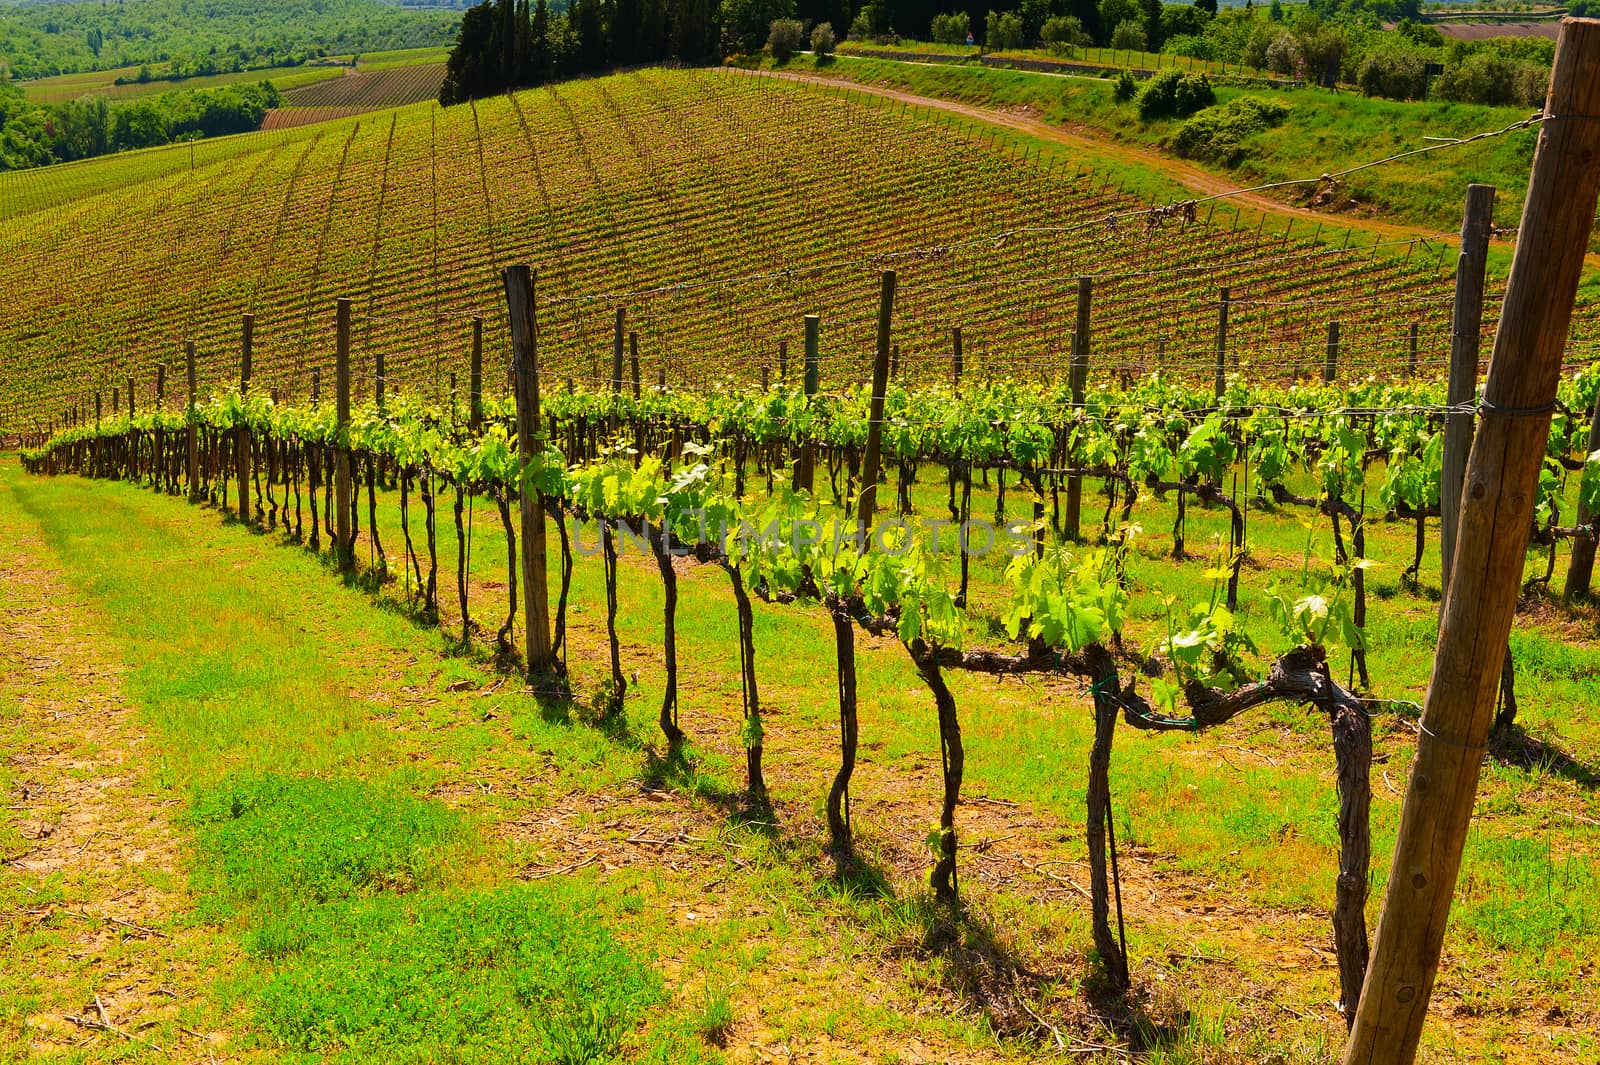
1140, 0, 1162, 50
1098, 0, 1139, 43
439, 1, 503, 105
1195, 0, 1216, 14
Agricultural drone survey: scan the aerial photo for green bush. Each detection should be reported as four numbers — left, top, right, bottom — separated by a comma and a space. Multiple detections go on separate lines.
1113, 68, 1140, 101
811, 20, 836, 55
1358, 45, 1429, 101
930, 11, 970, 44
1040, 15, 1090, 55
1435, 53, 1547, 107
1172, 95, 1288, 163
1163, 32, 1213, 60
1136, 68, 1214, 120
986, 10, 1025, 49
767, 17, 805, 61
1110, 18, 1147, 51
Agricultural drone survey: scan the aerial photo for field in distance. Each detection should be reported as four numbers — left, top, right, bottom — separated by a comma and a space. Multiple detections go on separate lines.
0, 66, 1574, 429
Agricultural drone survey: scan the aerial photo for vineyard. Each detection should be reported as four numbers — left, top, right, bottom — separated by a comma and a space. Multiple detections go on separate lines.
4, 66, 1596, 439
6, 44, 1600, 1065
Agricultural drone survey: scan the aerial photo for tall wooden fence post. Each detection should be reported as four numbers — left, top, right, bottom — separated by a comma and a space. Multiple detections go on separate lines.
504, 265, 554, 677
237, 313, 253, 522
795, 314, 820, 494
1344, 25, 1600, 1064
469, 316, 483, 430
1407, 321, 1420, 376
1214, 286, 1230, 398
610, 307, 625, 434
1065, 276, 1091, 541
952, 326, 964, 387
1323, 319, 1341, 384
335, 299, 354, 568
1440, 184, 1496, 600
185, 342, 199, 503
1563, 380, 1600, 598
859, 272, 895, 542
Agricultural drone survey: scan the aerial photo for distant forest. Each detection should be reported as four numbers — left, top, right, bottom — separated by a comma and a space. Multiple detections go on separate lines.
0, 0, 462, 80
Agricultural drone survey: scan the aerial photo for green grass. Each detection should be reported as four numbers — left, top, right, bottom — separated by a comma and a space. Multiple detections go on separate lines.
793, 53, 1543, 241
3, 454, 1599, 1061
251, 882, 662, 1061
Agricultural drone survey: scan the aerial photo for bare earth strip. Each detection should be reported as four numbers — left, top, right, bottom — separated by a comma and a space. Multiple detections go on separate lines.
0, 484, 225, 1060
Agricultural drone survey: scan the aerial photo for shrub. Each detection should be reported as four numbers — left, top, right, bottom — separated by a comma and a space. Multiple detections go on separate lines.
1113, 68, 1139, 101
1040, 15, 1090, 54
1110, 19, 1147, 51
849, 1, 892, 40
930, 11, 970, 44
1172, 95, 1289, 163
1357, 46, 1429, 100
1264, 30, 1300, 75
811, 21, 836, 55
986, 10, 1025, 49
1136, 68, 1214, 120
1435, 53, 1547, 107
767, 18, 805, 60
1163, 32, 1214, 60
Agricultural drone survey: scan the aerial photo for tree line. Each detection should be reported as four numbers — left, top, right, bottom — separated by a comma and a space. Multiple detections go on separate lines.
0, 81, 282, 171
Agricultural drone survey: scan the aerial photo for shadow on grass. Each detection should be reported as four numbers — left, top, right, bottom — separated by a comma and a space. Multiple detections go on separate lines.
1491, 723, 1600, 790
638, 744, 780, 836
892, 896, 1059, 1043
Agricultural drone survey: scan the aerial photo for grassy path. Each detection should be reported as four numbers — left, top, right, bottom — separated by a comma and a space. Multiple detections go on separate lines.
3, 460, 1598, 1063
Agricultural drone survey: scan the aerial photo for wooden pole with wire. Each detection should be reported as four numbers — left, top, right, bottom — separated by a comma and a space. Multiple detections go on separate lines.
1344, 23, 1600, 1063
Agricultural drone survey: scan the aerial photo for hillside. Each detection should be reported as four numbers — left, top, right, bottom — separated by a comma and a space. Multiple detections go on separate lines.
0, 66, 1538, 430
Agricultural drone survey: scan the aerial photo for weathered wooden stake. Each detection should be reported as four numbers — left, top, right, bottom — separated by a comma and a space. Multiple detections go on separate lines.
1344, 25, 1600, 1063
335, 298, 353, 567
185, 343, 198, 502
629, 332, 640, 399
1323, 320, 1341, 384
778, 339, 789, 381
1407, 321, 1419, 376
237, 313, 253, 523
1215, 286, 1230, 398
859, 273, 895, 541
1440, 184, 1496, 599
796, 314, 820, 494
952, 326, 964, 386
470, 316, 483, 427
504, 265, 554, 677
1065, 276, 1091, 541
1563, 378, 1600, 598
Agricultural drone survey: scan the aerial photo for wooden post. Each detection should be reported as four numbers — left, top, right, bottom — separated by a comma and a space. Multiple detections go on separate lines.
375, 350, 386, 411
335, 298, 353, 568
156, 364, 166, 409
237, 313, 253, 522
1344, 25, 1600, 1064
504, 265, 554, 677
1065, 276, 1091, 541
610, 307, 624, 434
952, 326, 964, 387
112, 387, 119, 414
1440, 184, 1496, 599
1214, 286, 1230, 398
629, 332, 640, 399
1407, 321, 1419, 376
1323, 320, 1340, 384
470, 315, 483, 430
778, 339, 788, 382
185, 342, 199, 502
1563, 380, 1600, 598
126, 375, 135, 419
96, 391, 102, 426
859, 273, 895, 541
796, 314, 821, 494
